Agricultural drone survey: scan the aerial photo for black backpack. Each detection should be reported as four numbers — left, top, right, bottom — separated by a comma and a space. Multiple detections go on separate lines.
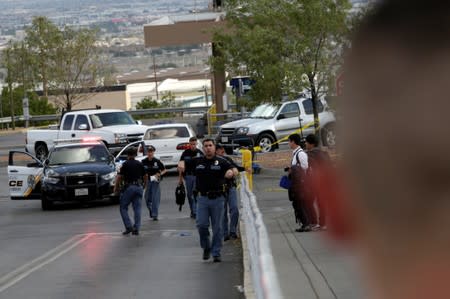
175, 183, 186, 211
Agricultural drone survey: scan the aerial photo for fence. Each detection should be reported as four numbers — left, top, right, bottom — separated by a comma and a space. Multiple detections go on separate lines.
240, 174, 283, 299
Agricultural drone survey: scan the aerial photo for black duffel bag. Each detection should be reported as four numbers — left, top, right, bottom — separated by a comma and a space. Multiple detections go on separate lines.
175, 183, 186, 211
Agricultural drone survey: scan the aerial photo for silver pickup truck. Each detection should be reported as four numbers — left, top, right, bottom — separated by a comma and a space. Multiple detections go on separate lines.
216, 97, 336, 153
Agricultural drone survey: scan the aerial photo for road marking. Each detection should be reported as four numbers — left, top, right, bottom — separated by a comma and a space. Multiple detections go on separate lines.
0, 233, 93, 293
0, 227, 200, 293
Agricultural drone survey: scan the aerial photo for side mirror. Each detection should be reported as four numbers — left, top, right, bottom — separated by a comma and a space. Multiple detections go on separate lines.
44, 159, 49, 165
136, 120, 143, 125
277, 113, 285, 120
78, 124, 88, 130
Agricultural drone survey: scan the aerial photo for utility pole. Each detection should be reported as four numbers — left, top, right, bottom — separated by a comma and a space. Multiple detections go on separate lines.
5, 46, 15, 130
152, 50, 159, 101
20, 42, 29, 128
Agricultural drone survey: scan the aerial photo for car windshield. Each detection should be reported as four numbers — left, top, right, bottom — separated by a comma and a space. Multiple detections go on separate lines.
144, 127, 190, 139
90, 112, 135, 128
249, 103, 280, 118
48, 144, 110, 165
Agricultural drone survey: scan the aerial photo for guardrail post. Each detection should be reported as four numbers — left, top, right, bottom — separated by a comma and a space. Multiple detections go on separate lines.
240, 148, 253, 190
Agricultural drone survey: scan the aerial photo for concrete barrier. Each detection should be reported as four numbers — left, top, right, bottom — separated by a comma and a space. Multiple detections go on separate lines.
240, 174, 283, 299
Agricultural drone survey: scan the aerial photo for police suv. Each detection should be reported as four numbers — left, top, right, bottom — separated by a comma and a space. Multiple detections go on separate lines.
8, 138, 119, 210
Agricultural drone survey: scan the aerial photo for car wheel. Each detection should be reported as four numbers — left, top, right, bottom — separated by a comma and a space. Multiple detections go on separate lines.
35, 143, 48, 161
322, 124, 336, 147
256, 133, 275, 153
41, 193, 53, 211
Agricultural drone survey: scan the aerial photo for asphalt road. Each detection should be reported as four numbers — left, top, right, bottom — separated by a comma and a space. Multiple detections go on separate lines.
0, 167, 244, 299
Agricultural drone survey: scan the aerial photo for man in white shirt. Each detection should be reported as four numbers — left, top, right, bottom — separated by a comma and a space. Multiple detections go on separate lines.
287, 134, 314, 232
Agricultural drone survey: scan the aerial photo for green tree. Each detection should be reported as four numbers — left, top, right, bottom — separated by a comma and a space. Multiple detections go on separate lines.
161, 91, 177, 107
1, 41, 21, 129
212, 0, 351, 136
25, 16, 60, 98
50, 26, 100, 111
136, 96, 159, 109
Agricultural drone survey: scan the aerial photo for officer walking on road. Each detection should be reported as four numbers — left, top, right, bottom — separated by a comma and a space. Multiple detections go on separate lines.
180, 138, 236, 262
114, 147, 147, 235
142, 145, 167, 221
178, 137, 204, 219
216, 144, 245, 241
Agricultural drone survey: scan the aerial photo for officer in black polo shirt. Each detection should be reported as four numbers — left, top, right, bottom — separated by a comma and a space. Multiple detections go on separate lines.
182, 138, 237, 263
141, 145, 167, 221
178, 137, 204, 219
216, 144, 245, 241
114, 147, 147, 236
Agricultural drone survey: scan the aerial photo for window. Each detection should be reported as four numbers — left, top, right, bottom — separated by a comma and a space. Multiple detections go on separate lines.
49, 145, 109, 164
92, 112, 134, 126
279, 103, 300, 118
144, 127, 190, 139
62, 115, 74, 130
11, 152, 40, 167
302, 99, 324, 115
74, 115, 89, 130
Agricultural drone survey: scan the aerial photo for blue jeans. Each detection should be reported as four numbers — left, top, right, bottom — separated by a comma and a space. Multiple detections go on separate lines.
120, 185, 143, 230
145, 181, 161, 218
223, 187, 239, 236
185, 175, 197, 215
196, 195, 225, 257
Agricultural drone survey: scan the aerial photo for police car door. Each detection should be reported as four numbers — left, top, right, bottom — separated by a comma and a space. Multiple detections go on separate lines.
114, 140, 147, 170
8, 151, 43, 199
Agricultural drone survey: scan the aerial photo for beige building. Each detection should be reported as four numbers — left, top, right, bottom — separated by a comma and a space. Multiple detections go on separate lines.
47, 85, 131, 111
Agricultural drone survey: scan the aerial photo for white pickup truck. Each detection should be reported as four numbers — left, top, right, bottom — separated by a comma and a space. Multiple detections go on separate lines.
26, 108, 149, 160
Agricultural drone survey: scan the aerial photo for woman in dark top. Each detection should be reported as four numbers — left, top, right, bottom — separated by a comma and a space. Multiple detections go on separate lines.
142, 145, 167, 221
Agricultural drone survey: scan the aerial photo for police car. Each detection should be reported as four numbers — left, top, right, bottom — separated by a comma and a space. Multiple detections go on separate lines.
8, 138, 125, 210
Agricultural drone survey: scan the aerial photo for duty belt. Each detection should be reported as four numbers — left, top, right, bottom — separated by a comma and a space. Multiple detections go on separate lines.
199, 191, 225, 199
125, 181, 142, 186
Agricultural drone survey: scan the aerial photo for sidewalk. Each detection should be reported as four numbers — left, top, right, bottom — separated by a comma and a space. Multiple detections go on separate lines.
248, 166, 366, 299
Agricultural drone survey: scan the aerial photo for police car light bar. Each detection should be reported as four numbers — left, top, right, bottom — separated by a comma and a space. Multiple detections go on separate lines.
54, 136, 102, 145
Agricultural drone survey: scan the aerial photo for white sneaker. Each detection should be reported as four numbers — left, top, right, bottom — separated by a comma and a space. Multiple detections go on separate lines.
311, 224, 321, 231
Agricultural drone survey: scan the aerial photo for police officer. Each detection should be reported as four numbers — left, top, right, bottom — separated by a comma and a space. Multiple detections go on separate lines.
182, 138, 237, 262
142, 145, 167, 221
216, 144, 245, 241
178, 137, 204, 219
114, 147, 147, 235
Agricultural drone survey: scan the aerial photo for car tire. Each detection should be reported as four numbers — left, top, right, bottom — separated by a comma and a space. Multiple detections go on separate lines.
35, 143, 48, 161
41, 193, 53, 211
256, 133, 275, 153
322, 124, 336, 147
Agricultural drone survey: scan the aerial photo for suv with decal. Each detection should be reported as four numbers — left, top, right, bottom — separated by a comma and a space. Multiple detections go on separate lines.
216, 97, 336, 153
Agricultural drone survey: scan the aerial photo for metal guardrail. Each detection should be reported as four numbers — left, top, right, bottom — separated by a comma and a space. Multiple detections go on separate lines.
240, 174, 283, 299
0, 106, 210, 125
